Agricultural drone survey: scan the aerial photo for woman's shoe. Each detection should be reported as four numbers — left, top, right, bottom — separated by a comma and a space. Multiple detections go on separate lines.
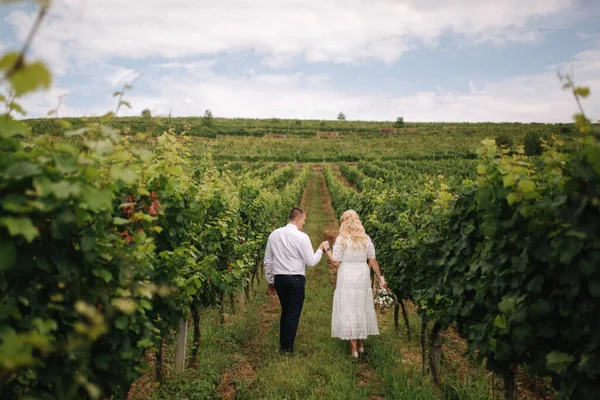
358, 346, 364, 354
352, 351, 359, 359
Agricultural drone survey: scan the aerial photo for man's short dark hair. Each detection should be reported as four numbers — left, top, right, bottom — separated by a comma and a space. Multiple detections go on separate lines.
288, 207, 305, 221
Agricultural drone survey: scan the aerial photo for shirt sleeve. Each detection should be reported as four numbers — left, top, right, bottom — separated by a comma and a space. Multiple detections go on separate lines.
332, 238, 343, 262
299, 234, 323, 267
264, 234, 274, 284
366, 238, 376, 260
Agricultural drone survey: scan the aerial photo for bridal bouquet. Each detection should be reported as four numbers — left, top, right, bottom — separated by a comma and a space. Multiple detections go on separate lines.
374, 287, 397, 312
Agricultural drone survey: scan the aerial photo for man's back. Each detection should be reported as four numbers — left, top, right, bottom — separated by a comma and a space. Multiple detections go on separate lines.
268, 224, 310, 265
264, 224, 322, 281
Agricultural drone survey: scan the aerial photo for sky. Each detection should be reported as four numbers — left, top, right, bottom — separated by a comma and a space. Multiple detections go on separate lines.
1, 0, 600, 122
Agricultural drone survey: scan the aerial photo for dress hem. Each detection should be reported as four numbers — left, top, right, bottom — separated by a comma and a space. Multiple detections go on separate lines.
331, 333, 379, 340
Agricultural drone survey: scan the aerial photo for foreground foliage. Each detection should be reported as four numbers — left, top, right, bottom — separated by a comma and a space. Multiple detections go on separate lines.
328, 108, 600, 398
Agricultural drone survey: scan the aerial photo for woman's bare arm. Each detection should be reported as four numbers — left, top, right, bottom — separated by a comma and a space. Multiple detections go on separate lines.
368, 258, 387, 288
324, 249, 340, 268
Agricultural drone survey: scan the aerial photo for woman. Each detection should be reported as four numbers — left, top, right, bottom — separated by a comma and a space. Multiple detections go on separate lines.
323, 210, 387, 358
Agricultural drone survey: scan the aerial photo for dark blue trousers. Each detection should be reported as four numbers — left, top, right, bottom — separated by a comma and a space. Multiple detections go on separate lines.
274, 274, 306, 353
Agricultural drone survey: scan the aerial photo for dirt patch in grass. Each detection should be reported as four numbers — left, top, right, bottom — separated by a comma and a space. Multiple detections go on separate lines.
356, 361, 385, 400
329, 163, 355, 189
215, 282, 280, 399
442, 324, 555, 399
337, 173, 354, 189
127, 349, 159, 400
299, 171, 315, 213
217, 357, 257, 400
318, 172, 339, 287
514, 368, 554, 400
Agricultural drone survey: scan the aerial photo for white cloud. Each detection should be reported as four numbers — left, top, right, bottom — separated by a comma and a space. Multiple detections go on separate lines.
104, 67, 140, 87
469, 81, 486, 94
5, 0, 599, 123
4, 0, 577, 70
26, 47, 592, 123
15, 86, 76, 118
261, 54, 296, 69
12, 45, 600, 123
154, 60, 217, 71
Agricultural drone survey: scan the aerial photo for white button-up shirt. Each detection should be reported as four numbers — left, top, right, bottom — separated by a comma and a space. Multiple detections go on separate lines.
263, 224, 323, 284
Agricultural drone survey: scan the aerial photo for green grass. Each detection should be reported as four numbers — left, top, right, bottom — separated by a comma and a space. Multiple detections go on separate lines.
233, 173, 374, 399
365, 312, 496, 400
141, 300, 263, 399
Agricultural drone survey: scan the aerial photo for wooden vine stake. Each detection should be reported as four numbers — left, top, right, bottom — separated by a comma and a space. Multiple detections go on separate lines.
175, 317, 188, 374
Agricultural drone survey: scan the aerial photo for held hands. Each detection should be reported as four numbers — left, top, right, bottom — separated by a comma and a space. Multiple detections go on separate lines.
319, 241, 330, 251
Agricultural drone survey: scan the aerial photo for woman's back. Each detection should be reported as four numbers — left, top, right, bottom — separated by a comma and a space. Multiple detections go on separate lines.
333, 237, 375, 264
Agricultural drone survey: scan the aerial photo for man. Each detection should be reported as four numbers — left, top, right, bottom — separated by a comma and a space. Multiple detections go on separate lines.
264, 207, 329, 355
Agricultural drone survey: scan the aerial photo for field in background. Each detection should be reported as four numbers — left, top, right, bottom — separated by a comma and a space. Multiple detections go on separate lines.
24, 116, 578, 162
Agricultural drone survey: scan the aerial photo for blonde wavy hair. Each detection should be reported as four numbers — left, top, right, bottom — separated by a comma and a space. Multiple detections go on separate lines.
337, 210, 370, 251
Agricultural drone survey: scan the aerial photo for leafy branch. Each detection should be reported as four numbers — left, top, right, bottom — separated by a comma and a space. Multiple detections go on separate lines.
558, 71, 593, 138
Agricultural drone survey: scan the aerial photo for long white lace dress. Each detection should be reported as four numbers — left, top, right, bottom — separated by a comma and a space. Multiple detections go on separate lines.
331, 238, 380, 340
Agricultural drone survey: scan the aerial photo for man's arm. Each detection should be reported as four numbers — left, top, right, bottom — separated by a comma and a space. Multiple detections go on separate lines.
298, 235, 324, 267
264, 235, 274, 285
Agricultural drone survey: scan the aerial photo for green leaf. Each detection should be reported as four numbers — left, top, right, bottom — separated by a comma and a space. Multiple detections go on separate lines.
115, 316, 128, 330
82, 189, 113, 212
583, 146, 600, 174
0, 52, 19, 70
502, 174, 516, 187
112, 298, 136, 314
136, 338, 153, 348
573, 86, 590, 98
0, 217, 39, 242
64, 127, 90, 137
47, 181, 81, 199
112, 217, 130, 225
3, 193, 29, 213
494, 314, 507, 330
93, 268, 113, 283
476, 164, 487, 175
81, 233, 96, 252
4, 161, 41, 180
8, 101, 26, 116
84, 383, 101, 400
574, 113, 592, 134
498, 296, 516, 314
506, 192, 520, 205
589, 280, 600, 297
57, 119, 72, 129
527, 275, 544, 293
566, 230, 587, 240
517, 179, 535, 193
0, 117, 31, 138
546, 352, 574, 374
109, 165, 138, 184
0, 242, 17, 272
9, 61, 52, 96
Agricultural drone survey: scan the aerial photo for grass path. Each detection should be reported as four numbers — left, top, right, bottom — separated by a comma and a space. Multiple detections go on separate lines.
226, 170, 381, 399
